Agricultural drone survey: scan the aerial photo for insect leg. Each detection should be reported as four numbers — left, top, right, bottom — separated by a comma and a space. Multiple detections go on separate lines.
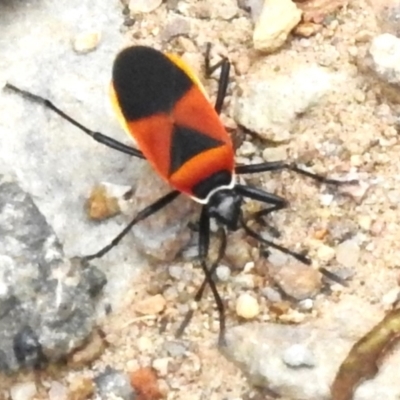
176, 227, 227, 340
236, 161, 357, 185
196, 207, 227, 346
250, 205, 283, 238
234, 184, 310, 264
237, 185, 346, 284
5, 83, 144, 159
204, 44, 231, 115
241, 217, 311, 265
84, 190, 180, 261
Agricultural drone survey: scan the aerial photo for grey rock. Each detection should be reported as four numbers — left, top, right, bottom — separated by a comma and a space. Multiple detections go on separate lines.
223, 323, 340, 400
0, 0, 169, 313
223, 299, 400, 400
0, 176, 105, 372
233, 64, 334, 141
368, 33, 400, 85
94, 366, 136, 400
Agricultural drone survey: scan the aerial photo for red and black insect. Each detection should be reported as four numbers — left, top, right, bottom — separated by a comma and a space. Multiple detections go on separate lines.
6, 45, 350, 345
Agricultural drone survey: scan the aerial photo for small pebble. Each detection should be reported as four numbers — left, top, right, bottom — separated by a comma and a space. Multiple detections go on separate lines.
350, 154, 362, 167
236, 293, 260, 319
210, 0, 238, 20
279, 309, 306, 324
48, 382, 67, 400
282, 344, 315, 368
268, 251, 289, 267
232, 274, 255, 289
133, 294, 166, 315
10, 382, 37, 400
67, 377, 95, 400
319, 193, 334, 206
72, 32, 101, 54
243, 261, 255, 273
261, 287, 282, 303
216, 265, 231, 282
130, 367, 162, 400
163, 341, 187, 357
129, 0, 162, 13
298, 298, 314, 311
270, 263, 322, 300
336, 239, 360, 268
357, 215, 372, 230
355, 29, 373, 43
262, 146, 287, 162
239, 0, 264, 21
86, 184, 121, 221
163, 286, 179, 301
224, 231, 253, 270
313, 228, 328, 240
137, 336, 153, 352
294, 22, 322, 37
238, 141, 257, 156
168, 265, 183, 280
94, 367, 134, 400
161, 16, 191, 41
253, 0, 302, 53
370, 2, 400, 36
316, 244, 335, 262
381, 288, 400, 309
152, 358, 170, 377
338, 180, 370, 203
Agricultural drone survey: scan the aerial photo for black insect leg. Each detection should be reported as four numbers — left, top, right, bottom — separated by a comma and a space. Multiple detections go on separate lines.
240, 217, 311, 265
84, 191, 180, 261
235, 184, 288, 209
236, 161, 357, 185
251, 205, 283, 238
235, 184, 288, 237
176, 227, 227, 341
204, 43, 231, 115
5, 83, 144, 158
195, 207, 226, 346
236, 185, 346, 283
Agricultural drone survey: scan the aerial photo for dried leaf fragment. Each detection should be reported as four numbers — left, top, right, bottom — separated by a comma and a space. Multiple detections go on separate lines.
331, 307, 400, 400
68, 330, 107, 367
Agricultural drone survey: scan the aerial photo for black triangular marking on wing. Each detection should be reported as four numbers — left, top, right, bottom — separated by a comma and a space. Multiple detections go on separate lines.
169, 125, 225, 176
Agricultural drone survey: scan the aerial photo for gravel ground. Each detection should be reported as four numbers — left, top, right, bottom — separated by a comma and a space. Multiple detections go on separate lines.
2, 0, 400, 399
